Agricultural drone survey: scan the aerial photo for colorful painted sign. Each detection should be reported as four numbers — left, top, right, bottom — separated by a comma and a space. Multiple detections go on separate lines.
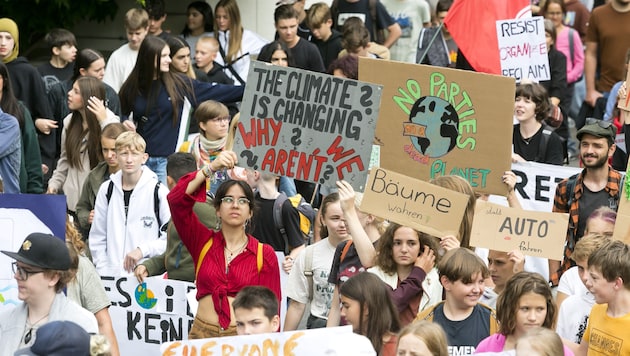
360, 58, 514, 195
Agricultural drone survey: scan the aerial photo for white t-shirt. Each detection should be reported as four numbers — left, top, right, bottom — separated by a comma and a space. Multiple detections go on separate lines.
558, 266, 589, 297
103, 44, 138, 93
286, 238, 337, 319
556, 291, 594, 343
381, 0, 430, 63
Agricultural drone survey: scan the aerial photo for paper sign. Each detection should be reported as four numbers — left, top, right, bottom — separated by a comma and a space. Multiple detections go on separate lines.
361, 168, 470, 237
233, 61, 382, 191
496, 16, 550, 82
359, 58, 514, 195
160, 326, 376, 356
471, 201, 568, 260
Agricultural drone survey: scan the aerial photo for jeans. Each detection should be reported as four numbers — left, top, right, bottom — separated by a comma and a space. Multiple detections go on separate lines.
145, 156, 167, 185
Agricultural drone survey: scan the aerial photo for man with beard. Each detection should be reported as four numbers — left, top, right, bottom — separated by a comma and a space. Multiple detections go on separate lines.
549, 120, 621, 286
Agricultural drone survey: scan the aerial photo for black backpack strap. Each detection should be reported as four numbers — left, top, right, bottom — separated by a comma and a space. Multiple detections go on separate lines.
154, 181, 163, 238
272, 192, 290, 255
105, 180, 114, 204
217, 42, 246, 86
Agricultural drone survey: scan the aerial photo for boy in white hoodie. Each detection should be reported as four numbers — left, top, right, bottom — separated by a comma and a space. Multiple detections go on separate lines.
89, 131, 170, 275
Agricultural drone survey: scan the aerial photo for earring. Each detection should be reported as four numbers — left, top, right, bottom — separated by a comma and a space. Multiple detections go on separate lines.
244, 218, 250, 229
216, 217, 222, 230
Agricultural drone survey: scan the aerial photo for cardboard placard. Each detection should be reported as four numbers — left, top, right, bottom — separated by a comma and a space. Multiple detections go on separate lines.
160, 326, 376, 356
613, 161, 630, 243
359, 58, 514, 195
233, 61, 382, 191
361, 168, 470, 237
496, 16, 550, 82
471, 201, 568, 260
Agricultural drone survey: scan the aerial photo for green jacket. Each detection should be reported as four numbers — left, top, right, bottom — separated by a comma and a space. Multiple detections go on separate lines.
76, 161, 111, 236
18, 102, 43, 193
142, 196, 217, 282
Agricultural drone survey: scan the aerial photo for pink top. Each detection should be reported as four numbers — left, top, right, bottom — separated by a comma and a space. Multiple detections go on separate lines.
475, 333, 574, 355
554, 26, 584, 84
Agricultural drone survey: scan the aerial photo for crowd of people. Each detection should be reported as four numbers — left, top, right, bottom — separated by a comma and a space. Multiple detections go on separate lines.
1, 0, 630, 355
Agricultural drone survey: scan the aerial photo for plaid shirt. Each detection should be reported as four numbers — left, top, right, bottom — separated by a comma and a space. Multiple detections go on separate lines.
550, 166, 622, 285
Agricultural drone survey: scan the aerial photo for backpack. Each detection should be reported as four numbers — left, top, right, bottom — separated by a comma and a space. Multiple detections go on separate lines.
331, 0, 386, 45
105, 180, 163, 238
538, 124, 568, 165
272, 192, 316, 254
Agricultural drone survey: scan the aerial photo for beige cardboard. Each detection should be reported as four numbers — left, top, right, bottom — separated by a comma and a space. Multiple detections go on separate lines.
470, 201, 568, 260
360, 168, 470, 237
613, 160, 630, 244
359, 58, 515, 195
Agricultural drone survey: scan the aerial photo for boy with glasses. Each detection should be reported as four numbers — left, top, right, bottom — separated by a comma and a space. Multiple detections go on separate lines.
0, 233, 97, 354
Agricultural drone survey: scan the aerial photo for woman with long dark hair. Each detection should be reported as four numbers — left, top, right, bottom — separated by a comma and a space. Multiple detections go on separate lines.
167, 150, 281, 338
118, 36, 243, 183
47, 76, 119, 214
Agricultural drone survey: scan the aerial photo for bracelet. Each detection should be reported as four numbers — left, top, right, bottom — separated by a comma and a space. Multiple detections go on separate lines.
202, 165, 215, 178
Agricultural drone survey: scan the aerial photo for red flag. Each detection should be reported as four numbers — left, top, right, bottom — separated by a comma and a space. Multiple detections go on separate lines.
444, 0, 531, 74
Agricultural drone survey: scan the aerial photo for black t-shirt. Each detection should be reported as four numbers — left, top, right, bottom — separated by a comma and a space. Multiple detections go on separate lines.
513, 124, 564, 165
327, 239, 379, 285
251, 193, 304, 253
37, 62, 73, 93
333, 0, 395, 41
432, 303, 492, 355
289, 38, 326, 73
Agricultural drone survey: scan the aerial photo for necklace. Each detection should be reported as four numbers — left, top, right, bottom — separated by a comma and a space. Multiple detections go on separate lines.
521, 135, 533, 145
224, 238, 248, 264
23, 313, 49, 344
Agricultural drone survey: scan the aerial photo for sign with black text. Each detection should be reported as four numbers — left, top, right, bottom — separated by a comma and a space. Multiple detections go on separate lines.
496, 16, 550, 82
471, 201, 568, 260
361, 168, 469, 237
233, 61, 382, 191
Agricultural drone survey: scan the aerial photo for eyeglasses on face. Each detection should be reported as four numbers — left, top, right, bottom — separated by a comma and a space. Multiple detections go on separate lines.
210, 116, 230, 123
585, 117, 613, 129
12, 262, 45, 281
220, 196, 250, 206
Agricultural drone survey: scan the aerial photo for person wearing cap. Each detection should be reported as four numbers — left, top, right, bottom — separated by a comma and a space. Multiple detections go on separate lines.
549, 119, 622, 287
0, 233, 98, 355
13, 320, 93, 356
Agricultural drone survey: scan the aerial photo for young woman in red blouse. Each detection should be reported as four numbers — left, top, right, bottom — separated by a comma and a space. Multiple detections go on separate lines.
167, 150, 281, 338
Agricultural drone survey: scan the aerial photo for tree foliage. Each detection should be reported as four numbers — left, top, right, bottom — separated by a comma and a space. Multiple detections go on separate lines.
0, 0, 118, 55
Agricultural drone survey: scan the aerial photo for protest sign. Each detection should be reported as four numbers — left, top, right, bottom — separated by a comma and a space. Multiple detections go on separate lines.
496, 16, 550, 82
506, 161, 582, 212
160, 326, 376, 356
361, 168, 469, 237
359, 58, 514, 195
0, 195, 64, 314
613, 160, 630, 243
471, 201, 568, 260
104, 275, 195, 354
233, 61, 382, 191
